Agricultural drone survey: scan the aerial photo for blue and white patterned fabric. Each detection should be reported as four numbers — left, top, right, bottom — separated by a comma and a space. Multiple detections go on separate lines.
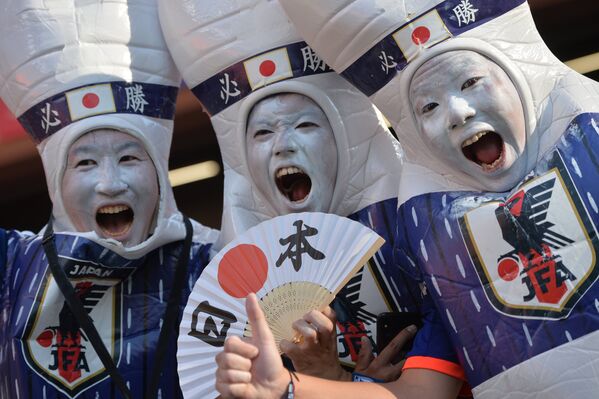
0, 230, 213, 398
328, 198, 423, 366
396, 114, 599, 398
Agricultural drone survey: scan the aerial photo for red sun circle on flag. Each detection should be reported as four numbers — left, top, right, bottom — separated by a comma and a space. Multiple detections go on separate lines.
498, 258, 520, 282
36, 329, 54, 348
411, 26, 431, 45
218, 244, 269, 298
82, 93, 100, 109
259, 60, 277, 77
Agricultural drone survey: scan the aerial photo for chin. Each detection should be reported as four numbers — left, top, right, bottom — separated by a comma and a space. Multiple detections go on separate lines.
276, 202, 308, 215
475, 169, 527, 192
456, 150, 528, 192
98, 230, 145, 248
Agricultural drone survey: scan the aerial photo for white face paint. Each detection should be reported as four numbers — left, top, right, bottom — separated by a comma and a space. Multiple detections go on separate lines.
246, 93, 338, 214
410, 50, 527, 192
61, 129, 159, 247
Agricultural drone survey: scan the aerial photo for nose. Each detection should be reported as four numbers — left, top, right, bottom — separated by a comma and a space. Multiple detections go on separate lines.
447, 95, 475, 130
272, 129, 298, 157
95, 162, 128, 196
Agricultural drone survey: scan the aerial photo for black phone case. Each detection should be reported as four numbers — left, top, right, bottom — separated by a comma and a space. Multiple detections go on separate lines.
376, 311, 422, 363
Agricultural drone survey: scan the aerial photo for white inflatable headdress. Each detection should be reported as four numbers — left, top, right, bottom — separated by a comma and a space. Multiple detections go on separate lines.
159, 0, 403, 247
279, 0, 599, 201
0, 0, 188, 258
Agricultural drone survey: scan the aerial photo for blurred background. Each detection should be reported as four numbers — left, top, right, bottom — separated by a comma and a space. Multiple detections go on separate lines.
1, 0, 598, 232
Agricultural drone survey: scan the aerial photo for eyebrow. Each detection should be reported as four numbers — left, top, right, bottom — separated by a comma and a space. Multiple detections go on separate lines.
410, 78, 443, 101
114, 140, 144, 153
247, 117, 274, 128
70, 140, 145, 157
70, 144, 97, 157
249, 109, 324, 126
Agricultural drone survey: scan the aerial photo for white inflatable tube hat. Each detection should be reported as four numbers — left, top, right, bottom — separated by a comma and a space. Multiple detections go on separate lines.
0, 0, 190, 258
279, 0, 599, 199
159, 0, 404, 247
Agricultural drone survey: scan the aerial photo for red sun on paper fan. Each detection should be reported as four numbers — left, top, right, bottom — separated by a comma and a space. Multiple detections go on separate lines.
82, 93, 100, 109
411, 26, 431, 45
218, 244, 268, 298
259, 60, 276, 77
498, 258, 520, 282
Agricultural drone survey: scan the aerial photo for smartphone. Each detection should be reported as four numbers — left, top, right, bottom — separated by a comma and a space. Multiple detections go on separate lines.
376, 311, 422, 363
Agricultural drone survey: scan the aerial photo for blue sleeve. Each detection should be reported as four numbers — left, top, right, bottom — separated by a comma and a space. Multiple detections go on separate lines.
404, 288, 466, 380
408, 291, 457, 361
396, 199, 464, 379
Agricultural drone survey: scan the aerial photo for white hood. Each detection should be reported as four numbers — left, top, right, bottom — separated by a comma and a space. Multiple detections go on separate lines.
0, 0, 215, 258
279, 0, 599, 202
159, 0, 403, 249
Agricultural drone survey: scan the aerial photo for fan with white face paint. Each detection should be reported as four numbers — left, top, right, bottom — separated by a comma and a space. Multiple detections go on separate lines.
177, 212, 384, 399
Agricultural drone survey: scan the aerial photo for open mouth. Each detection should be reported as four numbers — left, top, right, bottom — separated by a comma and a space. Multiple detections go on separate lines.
275, 166, 312, 203
461, 131, 505, 171
96, 205, 134, 238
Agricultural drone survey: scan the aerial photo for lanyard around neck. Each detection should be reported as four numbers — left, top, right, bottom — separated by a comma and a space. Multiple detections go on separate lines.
42, 216, 193, 398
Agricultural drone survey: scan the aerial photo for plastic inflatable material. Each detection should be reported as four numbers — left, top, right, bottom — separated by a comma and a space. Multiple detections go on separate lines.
159, 0, 422, 370
0, 0, 197, 259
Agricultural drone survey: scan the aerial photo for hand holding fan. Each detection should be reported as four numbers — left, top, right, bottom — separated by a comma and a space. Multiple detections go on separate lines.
177, 212, 384, 399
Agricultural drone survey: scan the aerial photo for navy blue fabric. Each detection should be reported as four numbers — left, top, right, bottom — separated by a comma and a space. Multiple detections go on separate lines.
18, 81, 178, 143
0, 230, 212, 398
327, 198, 424, 366
396, 113, 599, 387
0, 229, 6, 290
348, 197, 423, 313
192, 41, 332, 116
407, 293, 460, 365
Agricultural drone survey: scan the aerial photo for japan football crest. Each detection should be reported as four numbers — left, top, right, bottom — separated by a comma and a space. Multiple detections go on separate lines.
22, 257, 130, 397
461, 152, 599, 319
334, 260, 396, 366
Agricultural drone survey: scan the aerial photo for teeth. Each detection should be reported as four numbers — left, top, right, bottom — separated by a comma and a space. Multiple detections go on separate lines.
98, 205, 129, 214
461, 131, 489, 148
276, 166, 304, 178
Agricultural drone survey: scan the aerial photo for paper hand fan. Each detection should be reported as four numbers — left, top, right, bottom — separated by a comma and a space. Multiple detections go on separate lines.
177, 212, 384, 399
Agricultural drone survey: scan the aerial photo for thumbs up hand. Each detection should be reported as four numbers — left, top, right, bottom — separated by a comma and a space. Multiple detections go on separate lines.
215, 293, 290, 399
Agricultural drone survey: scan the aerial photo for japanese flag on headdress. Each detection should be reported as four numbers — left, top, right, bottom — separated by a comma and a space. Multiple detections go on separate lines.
0, 0, 191, 257
158, 0, 404, 248
279, 0, 599, 200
